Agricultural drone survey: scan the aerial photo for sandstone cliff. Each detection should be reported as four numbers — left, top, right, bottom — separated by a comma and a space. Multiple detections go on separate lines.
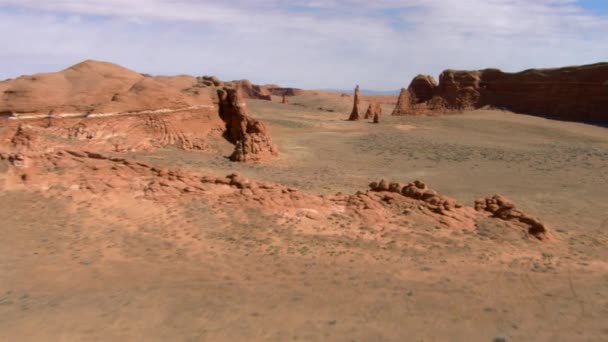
393, 63, 608, 124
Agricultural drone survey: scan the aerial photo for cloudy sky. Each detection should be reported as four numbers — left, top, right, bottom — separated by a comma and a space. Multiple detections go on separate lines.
0, 0, 606, 90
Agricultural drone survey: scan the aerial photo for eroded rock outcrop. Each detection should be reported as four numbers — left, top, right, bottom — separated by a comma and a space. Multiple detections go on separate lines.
475, 195, 549, 240
391, 88, 416, 116
267, 87, 305, 97
281, 95, 289, 104
217, 88, 278, 162
409, 75, 438, 103
224, 80, 272, 101
368, 179, 550, 240
348, 85, 361, 121
364, 102, 382, 120
10, 124, 39, 150
369, 179, 462, 215
393, 63, 608, 123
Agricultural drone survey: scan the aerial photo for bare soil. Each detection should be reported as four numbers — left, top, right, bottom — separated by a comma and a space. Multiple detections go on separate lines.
1, 92, 607, 341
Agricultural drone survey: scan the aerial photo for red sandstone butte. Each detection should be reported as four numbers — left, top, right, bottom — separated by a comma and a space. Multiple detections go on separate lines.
392, 63, 608, 124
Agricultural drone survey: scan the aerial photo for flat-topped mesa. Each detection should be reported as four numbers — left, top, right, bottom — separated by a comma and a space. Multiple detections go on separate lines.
364, 102, 382, 120
217, 87, 278, 162
394, 63, 608, 124
348, 85, 361, 121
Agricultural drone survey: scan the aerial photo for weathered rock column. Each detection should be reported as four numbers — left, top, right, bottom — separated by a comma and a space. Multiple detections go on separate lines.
217, 88, 279, 162
348, 85, 361, 121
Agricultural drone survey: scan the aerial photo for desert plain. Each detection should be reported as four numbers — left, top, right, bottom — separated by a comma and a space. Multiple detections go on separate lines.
0, 61, 607, 342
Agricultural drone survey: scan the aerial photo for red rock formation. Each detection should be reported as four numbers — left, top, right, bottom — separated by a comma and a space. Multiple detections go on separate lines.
267, 87, 305, 97
409, 75, 438, 103
281, 95, 288, 104
348, 85, 361, 121
391, 88, 416, 116
10, 124, 39, 150
217, 88, 278, 162
397, 63, 608, 123
475, 195, 549, 240
224, 80, 272, 101
364, 102, 382, 120
373, 112, 380, 124
370, 179, 462, 215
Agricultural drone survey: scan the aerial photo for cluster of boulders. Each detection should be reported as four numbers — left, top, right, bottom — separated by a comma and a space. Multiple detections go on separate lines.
475, 195, 548, 239
217, 87, 279, 162
369, 179, 462, 215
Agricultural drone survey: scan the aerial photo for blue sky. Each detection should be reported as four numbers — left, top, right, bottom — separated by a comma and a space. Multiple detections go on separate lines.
0, 0, 606, 90
578, 0, 608, 14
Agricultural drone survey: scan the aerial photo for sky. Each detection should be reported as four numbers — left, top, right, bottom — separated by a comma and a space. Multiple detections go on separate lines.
0, 0, 606, 90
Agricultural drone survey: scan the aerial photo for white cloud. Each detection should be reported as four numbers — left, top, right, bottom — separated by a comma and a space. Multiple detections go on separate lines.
0, 0, 606, 89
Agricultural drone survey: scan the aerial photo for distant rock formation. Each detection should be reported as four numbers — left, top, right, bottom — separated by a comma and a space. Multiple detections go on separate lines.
348, 85, 361, 121
217, 87, 278, 162
365, 102, 382, 120
281, 95, 288, 104
223, 80, 272, 101
197, 75, 224, 87
392, 63, 608, 124
267, 87, 305, 97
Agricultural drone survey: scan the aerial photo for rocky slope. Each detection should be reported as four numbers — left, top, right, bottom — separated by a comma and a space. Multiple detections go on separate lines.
0, 60, 280, 163
0, 60, 215, 117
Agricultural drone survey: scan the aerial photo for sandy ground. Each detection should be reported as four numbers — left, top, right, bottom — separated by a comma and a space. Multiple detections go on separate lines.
1, 92, 608, 341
